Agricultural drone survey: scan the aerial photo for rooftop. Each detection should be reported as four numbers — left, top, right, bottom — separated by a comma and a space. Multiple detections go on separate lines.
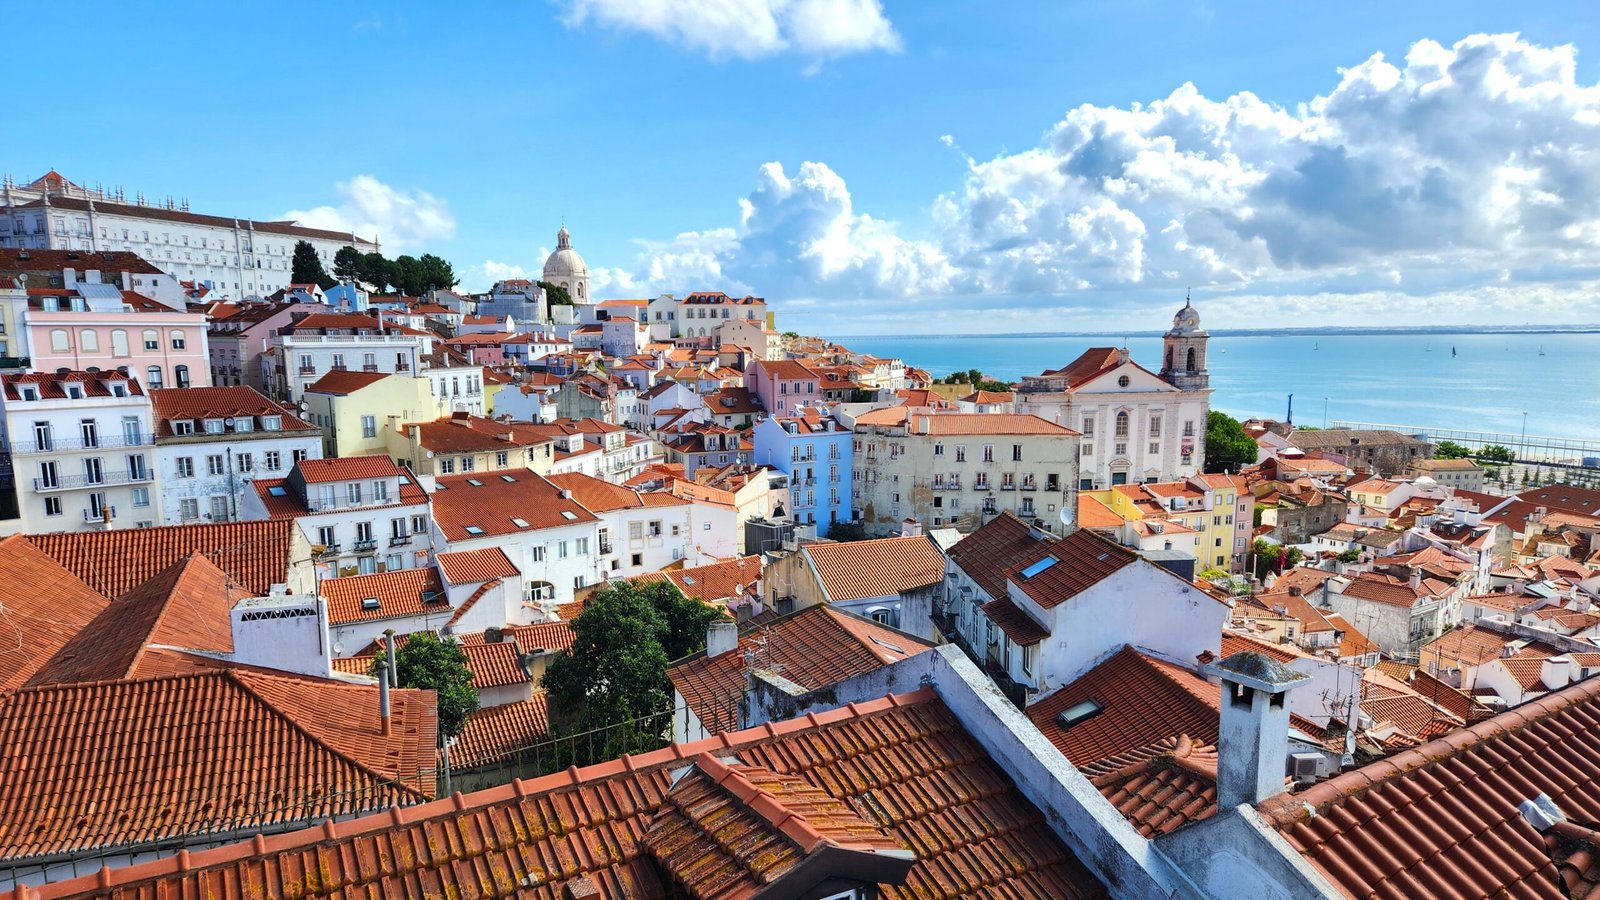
25, 519, 297, 598
804, 535, 946, 602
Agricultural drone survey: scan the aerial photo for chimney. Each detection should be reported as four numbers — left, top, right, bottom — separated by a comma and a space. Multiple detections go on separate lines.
1205, 651, 1309, 809
901, 518, 924, 538
384, 629, 399, 687
707, 620, 739, 658
1409, 570, 1422, 591
375, 658, 393, 736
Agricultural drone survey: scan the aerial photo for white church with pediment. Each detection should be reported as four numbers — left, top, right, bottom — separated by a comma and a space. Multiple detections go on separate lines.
1015, 298, 1213, 489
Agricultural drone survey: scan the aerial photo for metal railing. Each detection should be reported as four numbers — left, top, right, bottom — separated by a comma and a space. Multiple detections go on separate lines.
352, 538, 378, 552
34, 470, 153, 491
82, 506, 115, 523
9, 433, 154, 454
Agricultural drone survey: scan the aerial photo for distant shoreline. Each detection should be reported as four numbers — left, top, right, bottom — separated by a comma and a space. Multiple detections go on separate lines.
834, 325, 1600, 340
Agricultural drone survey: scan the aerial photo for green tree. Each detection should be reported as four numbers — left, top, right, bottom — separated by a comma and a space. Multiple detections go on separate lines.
1337, 548, 1362, 563
390, 254, 422, 295
1435, 440, 1472, 459
358, 251, 392, 291
539, 281, 573, 306
416, 253, 456, 293
1478, 445, 1515, 465
332, 246, 363, 281
1205, 411, 1256, 473
290, 240, 335, 290
383, 632, 478, 742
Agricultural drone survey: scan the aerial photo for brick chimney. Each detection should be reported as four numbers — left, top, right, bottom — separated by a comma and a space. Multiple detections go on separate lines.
1205, 650, 1309, 809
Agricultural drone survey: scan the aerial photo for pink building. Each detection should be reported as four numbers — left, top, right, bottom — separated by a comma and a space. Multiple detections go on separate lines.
25, 288, 211, 389
744, 358, 820, 415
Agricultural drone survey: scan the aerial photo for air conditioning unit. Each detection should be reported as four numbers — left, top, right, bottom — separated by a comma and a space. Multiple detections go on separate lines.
1289, 752, 1326, 785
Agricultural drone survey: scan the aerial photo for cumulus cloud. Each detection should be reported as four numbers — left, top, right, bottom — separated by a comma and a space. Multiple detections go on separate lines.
601, 33, 1600, 327
282, 175, 456, 253
459, 259, 531, 293
557, 0, 899, 60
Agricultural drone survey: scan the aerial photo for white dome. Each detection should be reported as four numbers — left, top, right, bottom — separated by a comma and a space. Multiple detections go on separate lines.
542, 226, 588, 280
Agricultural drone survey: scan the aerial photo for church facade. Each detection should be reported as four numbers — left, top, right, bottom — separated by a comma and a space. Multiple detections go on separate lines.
1015, 299, 1213, 489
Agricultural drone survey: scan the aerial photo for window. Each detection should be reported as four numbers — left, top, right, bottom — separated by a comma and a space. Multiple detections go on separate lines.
143, 330, 159, 351
38, 460, 58, 489
361, 415, 376, 438
495, 451, 509, 468
233, 417, 254, 433
1082, 444, 1093, 456
558, 541, 569, 559
373, 480, 389, 502
1012, 444, 1023, 461
146, 366, 163, 389
176, 457, 195, 478
529, 546, 545, 562
79, 330, 100, 352
180, 498, 200, 520
576, 537, 590, 554
203, 418, 225, 435
111, 329, 129, 357
1115, 411, 1129, 438
1183, 420, 1195, 437
264, 450, 281, 470
175, 365, 190, 388
460, 456, 476, 472
316, 526, 337, 547
50, 329, 69, 352
347, 482, 364, 504
237, 452, 253, 472
44, 497, 62, 517
1081, 417, 1095, 436
1149, 415, 1162, 438
207, 455, 225, 476
210, 496, 230, 520
934, 443, 944, 456
294, 449, 309, 463
439, 458, 455, 474
1149, 442, 1160, 454
983, 444, 994, 462
411, 515, 427, 533
356, 522, 374, 543
79, 418, 99, 448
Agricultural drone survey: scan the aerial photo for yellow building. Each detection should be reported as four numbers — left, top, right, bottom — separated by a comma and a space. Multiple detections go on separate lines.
385, 414, 555, 478
1103, 474, 1250, 572
302, 370, 435, 458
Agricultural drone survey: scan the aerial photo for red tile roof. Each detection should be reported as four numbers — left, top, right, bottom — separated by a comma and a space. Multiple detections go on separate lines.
946, 511, 1056, 599
1011, 528, 1140, 610
645, 753, 912, 896
449, 694, 550, 770
304, 368, 391, 394
25, 520, 297, 598
1027, 646, 1218, 769
27, 554, 246, 686
294, 454, 405, 483
0, 669, 435, 865
1419, 623, 1558, 670
804, 536, 946, 602
2, 369, 146, 401
148, 386, 311, 435
1088, 734, 1218, 838
431, 471, 597, 540
1036, 347, 1126, 388
663, 555, 762, 603
0, 535, 109, 691
670, 605, 935, 734
321, 568, 449, 625
983, 597, 1050, 646
30, 689, 1103, 899
436, 546, 519, 584
1261, 673, 1600, 898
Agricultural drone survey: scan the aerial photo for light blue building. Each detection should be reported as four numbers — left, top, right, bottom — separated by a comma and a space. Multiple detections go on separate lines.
753, 409, 853, 538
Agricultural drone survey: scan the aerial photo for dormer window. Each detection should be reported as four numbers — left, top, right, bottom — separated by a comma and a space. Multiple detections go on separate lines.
204, 419, 226, 434
65, 382, 84, 400
233, 417, 254, 433
110, 382, 127, 398
173, 420, 195, 435
261, 415, 282, 431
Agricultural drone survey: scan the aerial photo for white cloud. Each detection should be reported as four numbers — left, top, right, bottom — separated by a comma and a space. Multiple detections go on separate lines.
557, 0, 899, 60
600, 33, 1600, 328
282, 175, 456, 253
460, 259, 531, 293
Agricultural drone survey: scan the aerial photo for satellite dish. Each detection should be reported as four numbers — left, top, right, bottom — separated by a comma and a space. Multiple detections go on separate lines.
1059, 505, 1074, 527
332, 641, 345, 655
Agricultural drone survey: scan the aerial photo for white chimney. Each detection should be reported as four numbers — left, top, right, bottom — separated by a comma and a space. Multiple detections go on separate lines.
1206, 650, 1310, 809
707, 621, 739, 658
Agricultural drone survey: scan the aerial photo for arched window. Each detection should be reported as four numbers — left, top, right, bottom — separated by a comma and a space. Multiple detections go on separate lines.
145, 366, 163, 389
1186, 347, 1197, 373
175, 365, 191, 388
79, 330, 100, 352
1115, 410, 1130, 438
1165, 347, 1173, 371
142, 329, 159, 351
49, 329, 69, 353
111, 329, 129, 357
170, 329, 187, 350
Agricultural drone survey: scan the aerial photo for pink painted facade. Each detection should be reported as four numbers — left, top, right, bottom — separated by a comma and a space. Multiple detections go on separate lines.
744, 358, 821, 415
28, 309, 212, 390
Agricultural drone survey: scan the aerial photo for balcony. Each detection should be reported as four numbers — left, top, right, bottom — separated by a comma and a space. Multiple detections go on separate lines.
999, 484, 1017, 491
317, 543, 342, 556
82, 506, 116, 523
1020, 484, 1037, 491
298, 366, 317, 375
352, 538, 379, 552
10, 433, 154, 454
0, 356, 30, 370
362, 364, 380, 372
388, 534, 412, 547
34, 470, 154, 492
599, 541, 614, 555
396, 362, 411, 372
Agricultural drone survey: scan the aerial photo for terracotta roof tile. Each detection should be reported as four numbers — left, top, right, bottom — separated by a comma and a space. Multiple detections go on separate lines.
321, 568, 449, 625
1027, 646, 1218, 769
27, 554, 246, 686
304, 368, 391, 394
1260, 672, 1600, 898
1011, 528, 1140, 610
26, 520, 297, 598
431, 471, 598, 540
946, 511, 1056, 599
982, 597, 1049, 646
804, 536, 945, 602
670, 605, 934, 735
0, 535, 109, 691
294, 454, 405, 483
448, 694, 550, 770
149, 386, 311, 436
436, 547, 519, 584
32, 689, 1104, 899
1087, 734, 1218, 838
0, 669, 434, 865
663, 555, 762, 604
1419, 623, 1558, 670
1, 369, 146, 401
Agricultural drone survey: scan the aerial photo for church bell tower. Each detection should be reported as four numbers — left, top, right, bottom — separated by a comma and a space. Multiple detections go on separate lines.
1161, 293, 1209, 392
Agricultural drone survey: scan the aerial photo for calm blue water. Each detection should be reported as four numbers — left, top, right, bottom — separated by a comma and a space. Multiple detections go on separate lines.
839, 331, 1600, 441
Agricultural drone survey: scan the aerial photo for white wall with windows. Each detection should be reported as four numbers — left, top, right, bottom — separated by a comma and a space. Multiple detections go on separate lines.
155, 421, 322, 526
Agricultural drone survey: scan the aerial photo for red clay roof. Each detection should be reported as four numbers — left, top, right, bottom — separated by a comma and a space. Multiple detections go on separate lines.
29, 688, 1103, 899
321, 568, 449, 625
983, 597, 1050, 646
1011, 528, 1140, 610
0, 669, 435, 865
1261, 673, 1600, 898
804, 536, 945, 602
304, 368, 391, 394
1087, 734, 1218, 838
27, 554, 245, 686
663, 555, 762, 603
1027, 646, 1218, 769
436, 546, 519, 584
449, 694, 550, 770
0, 535, 109, 691
946, 511, 1056, 599
295, 455, 405, 483
1, 369, 146, 401
669, 605, 934, 735
431, 471, 597, 540
1037, 347, 1125, 387
149, 386, 311, 435
25, 520, 297, 598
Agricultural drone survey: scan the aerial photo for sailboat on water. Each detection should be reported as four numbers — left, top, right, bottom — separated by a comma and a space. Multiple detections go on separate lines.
1425, 341, 1433, 352
1539, 344, 1546, 356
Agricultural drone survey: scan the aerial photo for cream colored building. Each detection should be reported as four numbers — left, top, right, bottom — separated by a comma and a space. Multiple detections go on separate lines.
385, 414, 555, 478
301, 370, 435, 458
1015, 299, 1212, 489
1099, 473, 1252, 572
849, 409, 1080, 537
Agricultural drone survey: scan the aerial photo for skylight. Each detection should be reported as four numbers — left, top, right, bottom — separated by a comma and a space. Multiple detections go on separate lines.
560, 511, 578, 520
267, 486, 287, 497
1019, 557, 1057, 579
467, 478, 483, 486
1055, 699, 1103, 732
512, 517, 530, 528
868, 635, 905, 654
464, 525, 485, 535
501, 474, 515, 482
360, 597, 381, 611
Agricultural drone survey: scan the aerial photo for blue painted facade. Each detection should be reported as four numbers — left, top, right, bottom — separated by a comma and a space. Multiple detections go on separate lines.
753, 414, 853, 537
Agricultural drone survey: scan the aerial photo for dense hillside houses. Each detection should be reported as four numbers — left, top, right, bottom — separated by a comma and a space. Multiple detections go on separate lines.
6, 212, 1600, 898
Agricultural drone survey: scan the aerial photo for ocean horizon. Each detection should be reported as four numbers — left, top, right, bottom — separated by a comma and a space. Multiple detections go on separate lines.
838, 328, 1600, 443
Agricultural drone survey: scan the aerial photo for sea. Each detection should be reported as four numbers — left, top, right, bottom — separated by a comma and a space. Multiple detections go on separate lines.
837, 330, 1600, 443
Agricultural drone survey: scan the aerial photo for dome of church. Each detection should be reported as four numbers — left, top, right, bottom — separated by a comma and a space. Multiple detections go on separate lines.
542, 226, 588, 280
1170, 296, 1203, 334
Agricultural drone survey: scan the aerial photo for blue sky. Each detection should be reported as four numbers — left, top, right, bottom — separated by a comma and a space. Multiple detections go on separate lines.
12, 1, 1600, 334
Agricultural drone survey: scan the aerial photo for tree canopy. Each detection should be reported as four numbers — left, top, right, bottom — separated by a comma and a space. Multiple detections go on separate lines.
1435, 440, 1472, 459
382, 631, 478, 742
335, 247, 456, 295
1205, 410, 1257, 473
539, 281, 573, 307
332, 246, 363, 282
290, 240, 335, 290
933, 368, 1010, 393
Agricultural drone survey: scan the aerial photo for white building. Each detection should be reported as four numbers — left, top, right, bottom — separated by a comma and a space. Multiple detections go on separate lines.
240, 456, 434, 577
0, 171, 377, 299
548, 472, 702, 578
0, 369, 157, 532
849, 409, 1080, 536
268, 311, 485, 416
149, 386, 321, 525
1015, 299, 1213, 489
